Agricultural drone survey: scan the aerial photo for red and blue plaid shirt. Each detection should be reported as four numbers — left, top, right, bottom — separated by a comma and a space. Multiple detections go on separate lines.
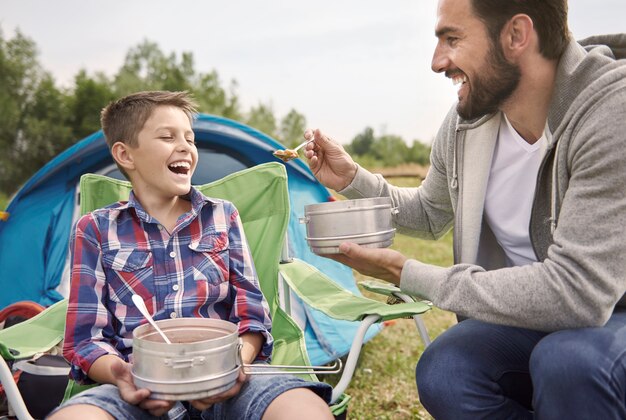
63, 187, 273, 384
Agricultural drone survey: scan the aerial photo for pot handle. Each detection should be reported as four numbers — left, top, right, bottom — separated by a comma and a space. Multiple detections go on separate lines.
242, 358, 342, 376
389, 194, 400, 216
299, 216, 310, 224
238, 339, 342, 375
164, 356, 206, 369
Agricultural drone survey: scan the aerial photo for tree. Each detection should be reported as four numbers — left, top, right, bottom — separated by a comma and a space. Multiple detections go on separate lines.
20, 74, 73, 166
67, 70, 115, 140
0, 29, 301, 195
348, 127, 375, 156
408, 140, 431, 166
113, 40, 243, 120
372, 134, 409, 167
278, 109, 307, 148
113, 40, 193, 94
193, 70, 242, 120
246, 102, 277, 137
0, 28, 74, 194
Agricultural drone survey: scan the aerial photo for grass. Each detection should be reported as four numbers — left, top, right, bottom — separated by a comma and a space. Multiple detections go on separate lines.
321, 175, 456, 419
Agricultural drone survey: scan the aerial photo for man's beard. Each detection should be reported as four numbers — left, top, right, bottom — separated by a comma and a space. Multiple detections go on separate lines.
456, 40, 521, 120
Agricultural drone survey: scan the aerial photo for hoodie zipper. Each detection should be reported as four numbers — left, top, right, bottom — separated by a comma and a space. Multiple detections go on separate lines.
452, 128, 462, 264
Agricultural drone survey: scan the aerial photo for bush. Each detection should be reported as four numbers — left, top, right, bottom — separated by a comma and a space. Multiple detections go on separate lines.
0, 192, 8, 211
353, 154, 383, 169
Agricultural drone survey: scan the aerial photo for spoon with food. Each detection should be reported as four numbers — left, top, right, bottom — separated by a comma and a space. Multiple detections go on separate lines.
273, 137, 315, 162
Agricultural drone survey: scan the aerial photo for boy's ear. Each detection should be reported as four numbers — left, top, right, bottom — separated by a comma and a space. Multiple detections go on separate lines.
111, 141, 135, 171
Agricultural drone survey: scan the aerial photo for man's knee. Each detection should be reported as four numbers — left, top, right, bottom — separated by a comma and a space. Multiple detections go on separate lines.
530, 331, 602, 387
415, 334, 469, 407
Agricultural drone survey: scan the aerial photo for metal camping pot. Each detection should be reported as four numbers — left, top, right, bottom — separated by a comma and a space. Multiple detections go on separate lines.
132, 318, 240, 401
301, 197, 398, 254
132, 318, 342, 401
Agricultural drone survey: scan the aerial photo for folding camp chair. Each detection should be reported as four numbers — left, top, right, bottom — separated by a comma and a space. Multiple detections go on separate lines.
0, 162, 431, 419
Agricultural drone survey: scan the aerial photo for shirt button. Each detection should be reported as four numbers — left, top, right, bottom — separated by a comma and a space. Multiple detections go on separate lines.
170, 312, 177, 319
157, 225, 163, 231
172, 284, 179, 291
169, 251, 176, 258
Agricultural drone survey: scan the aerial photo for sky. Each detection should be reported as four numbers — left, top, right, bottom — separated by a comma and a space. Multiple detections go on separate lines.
2, 0, 624, 144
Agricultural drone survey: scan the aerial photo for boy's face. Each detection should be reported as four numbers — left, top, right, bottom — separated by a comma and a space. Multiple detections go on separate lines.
121, 105, 198, 200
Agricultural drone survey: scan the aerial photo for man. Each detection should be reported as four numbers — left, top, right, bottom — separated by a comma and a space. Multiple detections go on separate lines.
304, 0, 626, 418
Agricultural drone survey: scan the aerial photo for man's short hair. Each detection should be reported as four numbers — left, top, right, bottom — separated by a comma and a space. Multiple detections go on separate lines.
100, 91, 198, 149
470, 0, 570, 60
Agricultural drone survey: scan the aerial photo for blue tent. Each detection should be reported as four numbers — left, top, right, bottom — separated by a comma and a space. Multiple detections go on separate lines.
0, 114, 379, 365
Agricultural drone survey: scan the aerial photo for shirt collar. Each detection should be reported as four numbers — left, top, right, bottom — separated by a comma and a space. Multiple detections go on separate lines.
124, 186, 217, 224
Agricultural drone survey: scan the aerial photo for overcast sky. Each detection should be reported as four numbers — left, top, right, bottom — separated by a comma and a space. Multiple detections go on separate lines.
2, 1, 624, 144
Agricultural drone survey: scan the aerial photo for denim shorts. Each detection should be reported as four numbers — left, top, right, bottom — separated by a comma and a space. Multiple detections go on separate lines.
50, 372, 332, 420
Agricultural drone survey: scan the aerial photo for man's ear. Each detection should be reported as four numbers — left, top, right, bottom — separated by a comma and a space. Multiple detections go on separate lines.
501, 14, 534, 59
111, 141, 135, 172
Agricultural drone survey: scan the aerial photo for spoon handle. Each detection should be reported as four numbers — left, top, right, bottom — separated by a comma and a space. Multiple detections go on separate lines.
131, 294, 172, 344
293, 138, 314, 152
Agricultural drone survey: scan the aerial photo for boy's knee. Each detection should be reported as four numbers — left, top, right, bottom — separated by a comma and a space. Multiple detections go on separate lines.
47, 404, 114, 420
262, 388, 332, 420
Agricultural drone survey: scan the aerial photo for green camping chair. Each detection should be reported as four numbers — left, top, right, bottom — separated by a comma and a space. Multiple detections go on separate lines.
0, 162, 431, 419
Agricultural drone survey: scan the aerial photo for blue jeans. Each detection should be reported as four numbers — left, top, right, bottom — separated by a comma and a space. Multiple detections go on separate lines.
416, 310, 626, 419
49, 372, 331, 420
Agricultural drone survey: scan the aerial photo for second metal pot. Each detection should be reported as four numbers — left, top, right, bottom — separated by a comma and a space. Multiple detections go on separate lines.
301, 197, 397, 254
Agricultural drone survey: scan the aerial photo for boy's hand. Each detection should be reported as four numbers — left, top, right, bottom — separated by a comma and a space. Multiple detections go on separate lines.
189, 369, 248, 411
188, 332, 260, 410
111, 359, 176, 416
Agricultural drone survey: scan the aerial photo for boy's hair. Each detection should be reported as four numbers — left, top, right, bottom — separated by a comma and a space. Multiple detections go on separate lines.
470, 0, 570, 60
100, 90, 198, 150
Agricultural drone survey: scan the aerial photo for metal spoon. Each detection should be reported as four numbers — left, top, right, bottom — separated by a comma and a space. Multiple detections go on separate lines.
131, 294, 172, 344
273, 138, 314, 162
292, 137, 315, 153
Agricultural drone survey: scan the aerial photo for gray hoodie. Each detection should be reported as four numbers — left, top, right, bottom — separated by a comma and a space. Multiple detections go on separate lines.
341, 35, 626, 332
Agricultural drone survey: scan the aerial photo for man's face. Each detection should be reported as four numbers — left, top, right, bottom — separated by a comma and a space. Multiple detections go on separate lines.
432, 0, 521, 120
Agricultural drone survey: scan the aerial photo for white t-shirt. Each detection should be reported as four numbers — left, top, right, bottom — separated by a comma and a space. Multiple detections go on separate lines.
484, 114, 547, 267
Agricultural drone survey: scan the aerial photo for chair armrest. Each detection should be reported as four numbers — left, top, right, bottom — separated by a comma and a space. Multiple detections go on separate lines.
278, 259, 430, 322
0, 299, 68, 361
359, 279, 404, 298
359, 279, 433, 307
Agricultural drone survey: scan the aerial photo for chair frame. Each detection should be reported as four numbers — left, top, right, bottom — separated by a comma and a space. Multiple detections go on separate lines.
0, 162, 432, 418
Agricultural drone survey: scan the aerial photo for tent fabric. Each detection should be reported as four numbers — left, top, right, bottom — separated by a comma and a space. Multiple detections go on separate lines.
0, 114, 380, 365
1, 164, 351, 415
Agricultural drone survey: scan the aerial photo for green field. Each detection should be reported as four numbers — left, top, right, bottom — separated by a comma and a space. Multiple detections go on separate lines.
323, 175, 456, 420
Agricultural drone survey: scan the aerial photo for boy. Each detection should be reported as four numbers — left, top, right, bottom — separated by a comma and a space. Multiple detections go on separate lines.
48, 91, 332, 420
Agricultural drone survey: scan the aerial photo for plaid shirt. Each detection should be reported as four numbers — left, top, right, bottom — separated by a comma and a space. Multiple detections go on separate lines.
63, 187, 273, 384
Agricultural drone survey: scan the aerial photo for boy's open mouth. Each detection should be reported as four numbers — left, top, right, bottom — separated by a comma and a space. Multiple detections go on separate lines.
168, 161, 191, 175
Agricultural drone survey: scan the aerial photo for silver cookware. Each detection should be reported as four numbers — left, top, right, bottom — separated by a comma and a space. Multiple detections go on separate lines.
301, 197, 398, 254
132, 318, 341, 401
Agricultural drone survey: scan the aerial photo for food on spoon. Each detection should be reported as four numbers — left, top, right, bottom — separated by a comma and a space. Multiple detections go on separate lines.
273, 148, 299, 162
